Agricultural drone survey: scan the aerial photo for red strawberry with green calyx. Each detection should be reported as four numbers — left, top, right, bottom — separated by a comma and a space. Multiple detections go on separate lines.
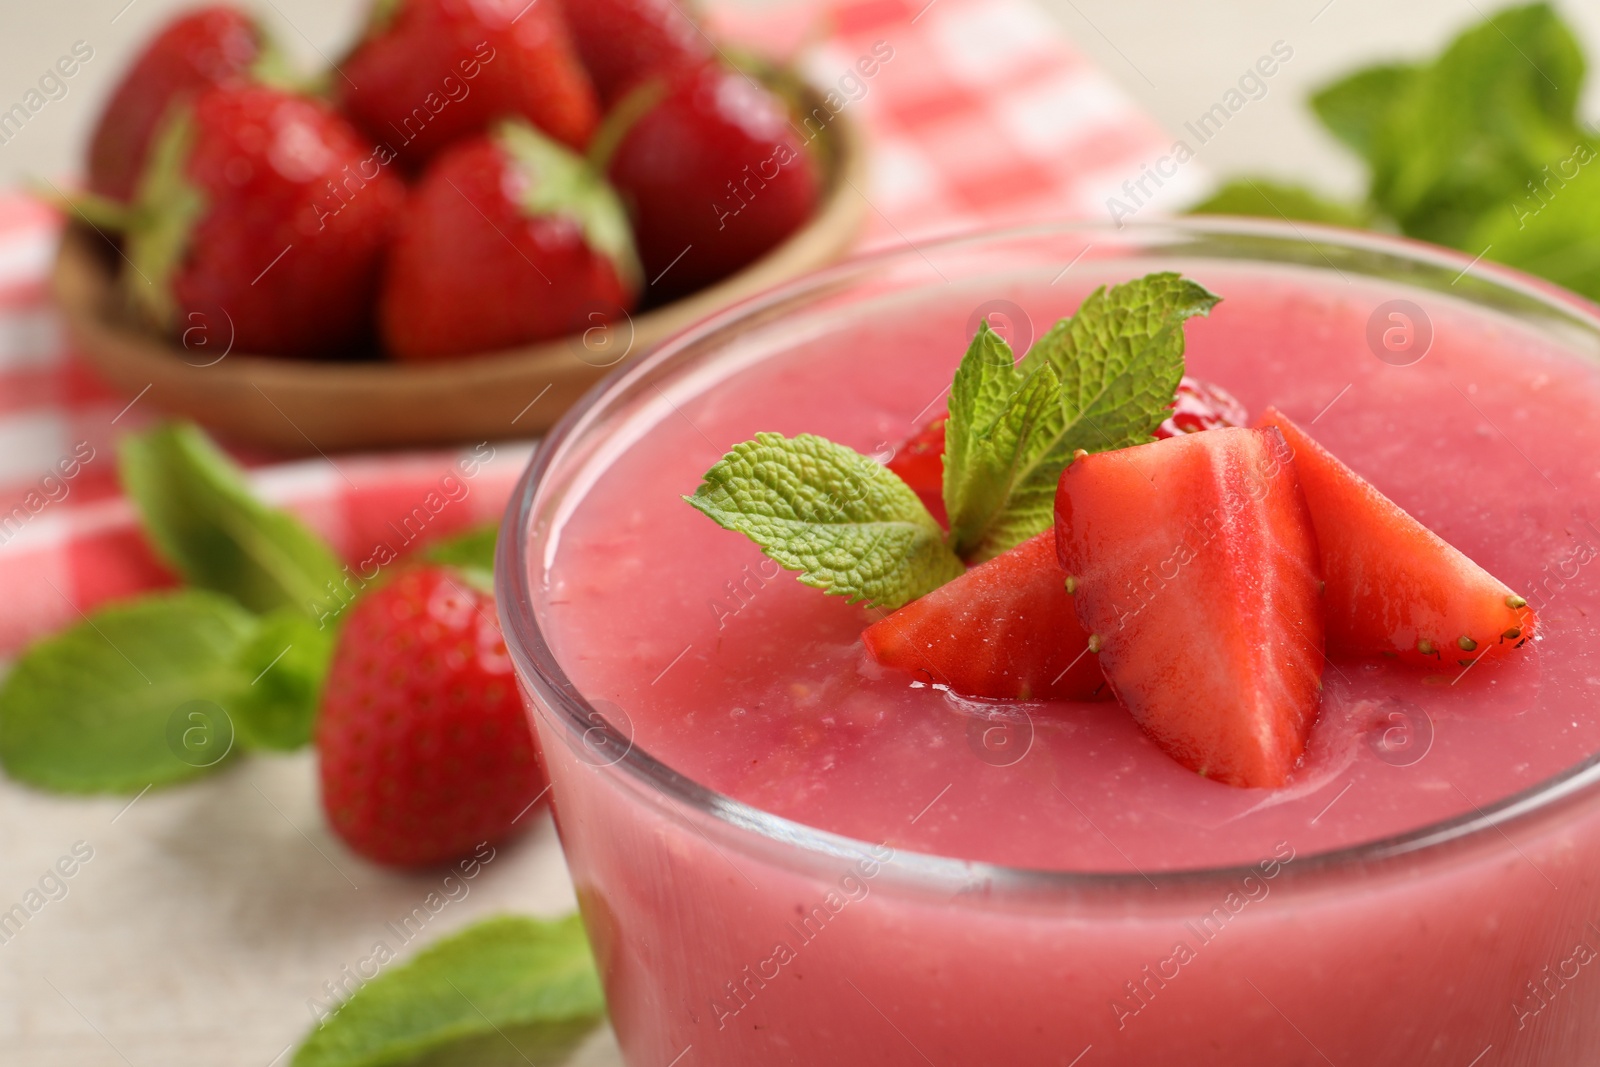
1055, 427, 1325, 789
88, 6, 274, 204
863, 529, 1107, 701
379, 119, 640, 361
339, 0, 599, 170
316, 564, 547, 868
604, 59, 820, 303
100, 84, 404, 359
1259, 407, 1535, 667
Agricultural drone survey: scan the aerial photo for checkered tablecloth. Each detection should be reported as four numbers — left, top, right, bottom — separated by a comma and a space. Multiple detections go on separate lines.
0, 0, 1200, 658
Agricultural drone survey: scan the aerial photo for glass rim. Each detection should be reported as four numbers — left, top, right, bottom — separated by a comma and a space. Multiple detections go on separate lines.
497, 215, 1600, 893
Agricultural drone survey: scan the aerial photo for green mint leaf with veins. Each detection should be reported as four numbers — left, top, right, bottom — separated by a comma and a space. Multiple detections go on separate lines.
229, 608, 335, 752
292, 914, 604, 1067
685, 432, 963, 610
947, 273, 1221, 561
1359, 2, 1587, 247
942, 320, 1027, 543
120, 422, 345, 619
0, 592, 255, 794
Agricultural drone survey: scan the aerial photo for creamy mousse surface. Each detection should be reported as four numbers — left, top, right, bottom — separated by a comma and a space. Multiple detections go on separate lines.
540, 265, 1600, 873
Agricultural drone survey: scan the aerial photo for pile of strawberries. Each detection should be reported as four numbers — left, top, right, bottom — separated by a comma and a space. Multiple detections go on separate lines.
82, 0, 821, 361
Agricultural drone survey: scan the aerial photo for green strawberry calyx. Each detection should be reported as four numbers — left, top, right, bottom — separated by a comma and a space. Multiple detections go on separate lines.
585, 77, 668, 174
495, 119, 643, 293
121, 104, 208, 333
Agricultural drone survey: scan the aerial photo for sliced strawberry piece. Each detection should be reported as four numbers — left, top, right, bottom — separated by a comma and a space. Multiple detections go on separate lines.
885, 414, 946, 525
888, 376, 1246, 527
1054, 427, 1324, 788
1259, 407, 1535, 667
862, 530, 1105, 701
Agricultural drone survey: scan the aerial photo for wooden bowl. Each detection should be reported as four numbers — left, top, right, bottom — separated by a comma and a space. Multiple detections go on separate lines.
53, 91, 867, 453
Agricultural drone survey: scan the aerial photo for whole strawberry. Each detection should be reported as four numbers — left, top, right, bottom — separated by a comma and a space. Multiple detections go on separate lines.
380, 119, 639, 361
558, 0, 710, 104
606, 60, 820, 302
339, 0, 599, 169
117, 84, 404, 358
317, 565, 547, 868
88, 6, 266, 203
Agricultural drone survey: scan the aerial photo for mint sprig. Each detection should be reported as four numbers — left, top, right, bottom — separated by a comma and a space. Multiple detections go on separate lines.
942, 321, 1037, 556
1199, 4, 1600, 304
1360, 2, 1585, 248
685, 272, 1219, 607
1, 422, 512, 795
292, 914, 604, 1067
948, 273, 1220, 560
0, 590, 345, 793
0, 592, 256, 793
686, 432, 963, 610
120, 422, 345, 618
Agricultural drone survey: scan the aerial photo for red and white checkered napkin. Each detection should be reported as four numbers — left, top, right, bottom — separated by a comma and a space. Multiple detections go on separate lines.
0, 0, 1195, 658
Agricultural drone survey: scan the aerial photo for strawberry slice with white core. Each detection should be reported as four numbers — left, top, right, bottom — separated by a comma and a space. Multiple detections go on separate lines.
862, 529, 1105, 701
1054, 427, 1325, 788
1259, 407, 1534, 667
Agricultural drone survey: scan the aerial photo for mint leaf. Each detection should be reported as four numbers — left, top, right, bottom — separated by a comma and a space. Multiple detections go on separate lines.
120, 422, 345, 618
0, 592, 255, 793
423, 522, 498, 577
1188, 178, 1375, 228
1294, 3, 1600, 300
1310, 64, 1419, 160
292, 915, 605, 1067
1365, 3, 1587, 246
1467, 144, 1600, 300
686, 432, 963, 609
943, 321, 1026, 548
230, 608, 334, 752
948, 273, 1220, 561
945, 357, 1063, 560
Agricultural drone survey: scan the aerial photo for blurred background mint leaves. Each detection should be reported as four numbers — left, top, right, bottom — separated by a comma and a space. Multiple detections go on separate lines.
1192, 2, 1600, 302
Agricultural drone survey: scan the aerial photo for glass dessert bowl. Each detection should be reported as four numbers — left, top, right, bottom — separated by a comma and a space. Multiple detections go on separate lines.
499, 219, 1600, 1066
